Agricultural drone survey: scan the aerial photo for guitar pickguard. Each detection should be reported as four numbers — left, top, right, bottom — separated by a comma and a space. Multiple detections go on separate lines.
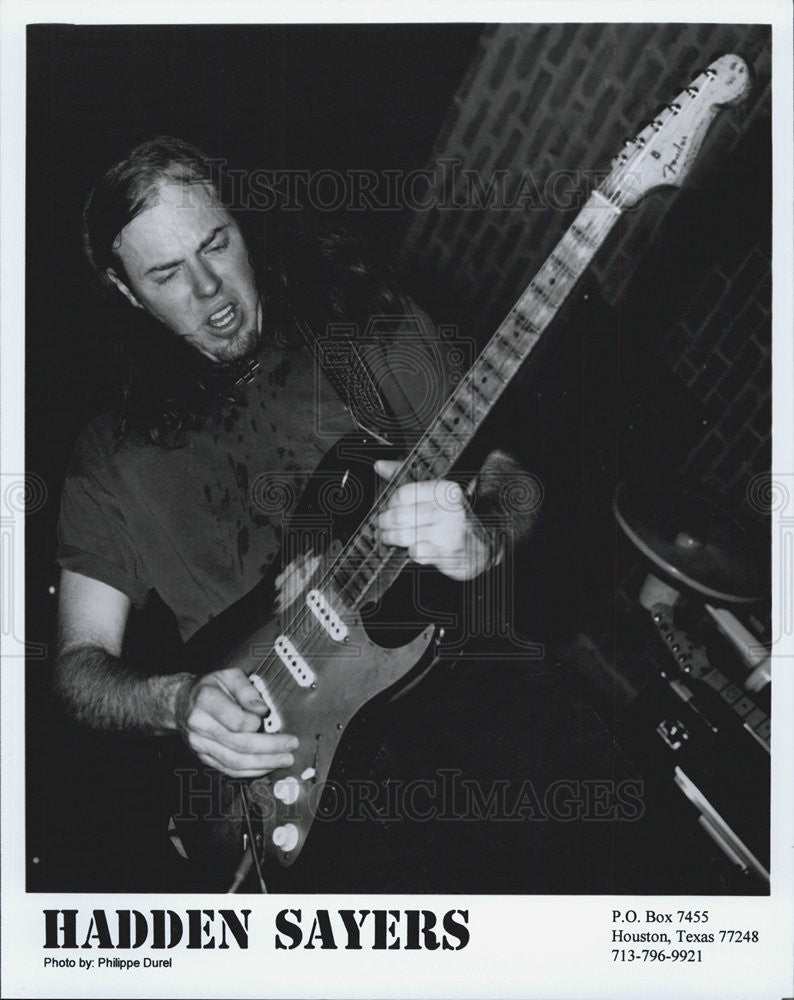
230, 603, 436, 866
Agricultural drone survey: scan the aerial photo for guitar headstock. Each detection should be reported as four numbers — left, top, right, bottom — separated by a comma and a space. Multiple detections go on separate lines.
602, 54, 751, 209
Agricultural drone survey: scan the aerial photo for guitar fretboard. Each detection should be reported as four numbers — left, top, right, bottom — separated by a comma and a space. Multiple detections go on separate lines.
333, 190, 623, 610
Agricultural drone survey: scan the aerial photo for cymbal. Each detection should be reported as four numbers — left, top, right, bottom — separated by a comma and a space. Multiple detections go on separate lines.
614, 481, 768, 603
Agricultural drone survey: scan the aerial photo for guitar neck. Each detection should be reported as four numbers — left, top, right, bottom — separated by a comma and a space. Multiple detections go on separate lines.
333, 190, 622, 609
424, 189, 621, 472
326, 52, 753, 610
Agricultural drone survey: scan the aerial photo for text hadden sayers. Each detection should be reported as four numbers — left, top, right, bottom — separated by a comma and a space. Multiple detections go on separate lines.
43, 908, 470, 952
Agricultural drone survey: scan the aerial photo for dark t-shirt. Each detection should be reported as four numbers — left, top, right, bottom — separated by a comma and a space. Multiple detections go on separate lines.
57, 310, 457, 639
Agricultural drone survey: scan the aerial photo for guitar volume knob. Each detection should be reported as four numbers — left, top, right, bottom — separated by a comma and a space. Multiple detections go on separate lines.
272, 823, 299, 852
273, 777, 301, 804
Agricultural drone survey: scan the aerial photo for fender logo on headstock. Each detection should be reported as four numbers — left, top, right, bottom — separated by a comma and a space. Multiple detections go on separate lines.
663, 137, 689, 178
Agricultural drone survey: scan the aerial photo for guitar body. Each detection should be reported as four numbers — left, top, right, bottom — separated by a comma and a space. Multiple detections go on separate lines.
169, 432, 446, 883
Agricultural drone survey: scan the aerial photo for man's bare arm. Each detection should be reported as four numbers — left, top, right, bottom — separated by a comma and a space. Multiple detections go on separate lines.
55, 569, 298, 776
55, 644, 190, 734
55, 569, 186, 732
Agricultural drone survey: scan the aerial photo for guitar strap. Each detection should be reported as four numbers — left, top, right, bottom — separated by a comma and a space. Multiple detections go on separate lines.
296, 316, 407, 450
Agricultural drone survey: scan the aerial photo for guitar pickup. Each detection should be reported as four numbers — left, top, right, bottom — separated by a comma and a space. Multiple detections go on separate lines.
248, 673, 284, 732
274, 634, 317, 688
306, 588, 349, 641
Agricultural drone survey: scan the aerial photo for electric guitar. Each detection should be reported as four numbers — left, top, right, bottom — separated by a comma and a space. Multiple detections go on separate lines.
172, 55, 751, 886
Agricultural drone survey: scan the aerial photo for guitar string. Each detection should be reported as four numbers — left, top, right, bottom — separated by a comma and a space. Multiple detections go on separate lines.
254, 194, 614, 678
322, 70, 719, 614
248, 197, 624, 712
256, 176, 625, 688
246, 75, 715, 712
248, 151, 660, 709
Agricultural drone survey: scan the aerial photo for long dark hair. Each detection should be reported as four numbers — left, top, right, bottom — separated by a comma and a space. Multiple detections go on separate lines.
82, 136, 403, 447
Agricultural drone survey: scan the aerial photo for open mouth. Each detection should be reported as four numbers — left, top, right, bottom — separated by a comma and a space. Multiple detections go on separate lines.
207, 303, 239, 331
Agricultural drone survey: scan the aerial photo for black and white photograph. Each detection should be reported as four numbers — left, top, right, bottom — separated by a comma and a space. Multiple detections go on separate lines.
2, 3, 793, 998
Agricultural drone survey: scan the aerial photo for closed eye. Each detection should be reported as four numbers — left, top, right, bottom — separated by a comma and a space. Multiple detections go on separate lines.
152, 235, 230, 284
205, 237, 230, 254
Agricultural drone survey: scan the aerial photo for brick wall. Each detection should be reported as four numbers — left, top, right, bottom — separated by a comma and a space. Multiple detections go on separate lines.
398, 22, 771, 511
659, 245, 771, 508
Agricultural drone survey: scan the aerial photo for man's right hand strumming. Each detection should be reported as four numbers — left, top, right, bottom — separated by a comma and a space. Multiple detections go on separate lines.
56, 569, 298, 778
174, 667, 298, 778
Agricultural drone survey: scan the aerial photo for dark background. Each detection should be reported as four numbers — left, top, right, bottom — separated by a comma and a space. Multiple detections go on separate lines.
26, 23, 771, 892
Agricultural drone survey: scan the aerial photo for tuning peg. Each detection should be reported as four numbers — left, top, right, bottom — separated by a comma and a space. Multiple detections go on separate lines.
667, 103, 682, 115
686, 85, 699, 97
623, 136, 636, 147
703, 54, 722, 79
